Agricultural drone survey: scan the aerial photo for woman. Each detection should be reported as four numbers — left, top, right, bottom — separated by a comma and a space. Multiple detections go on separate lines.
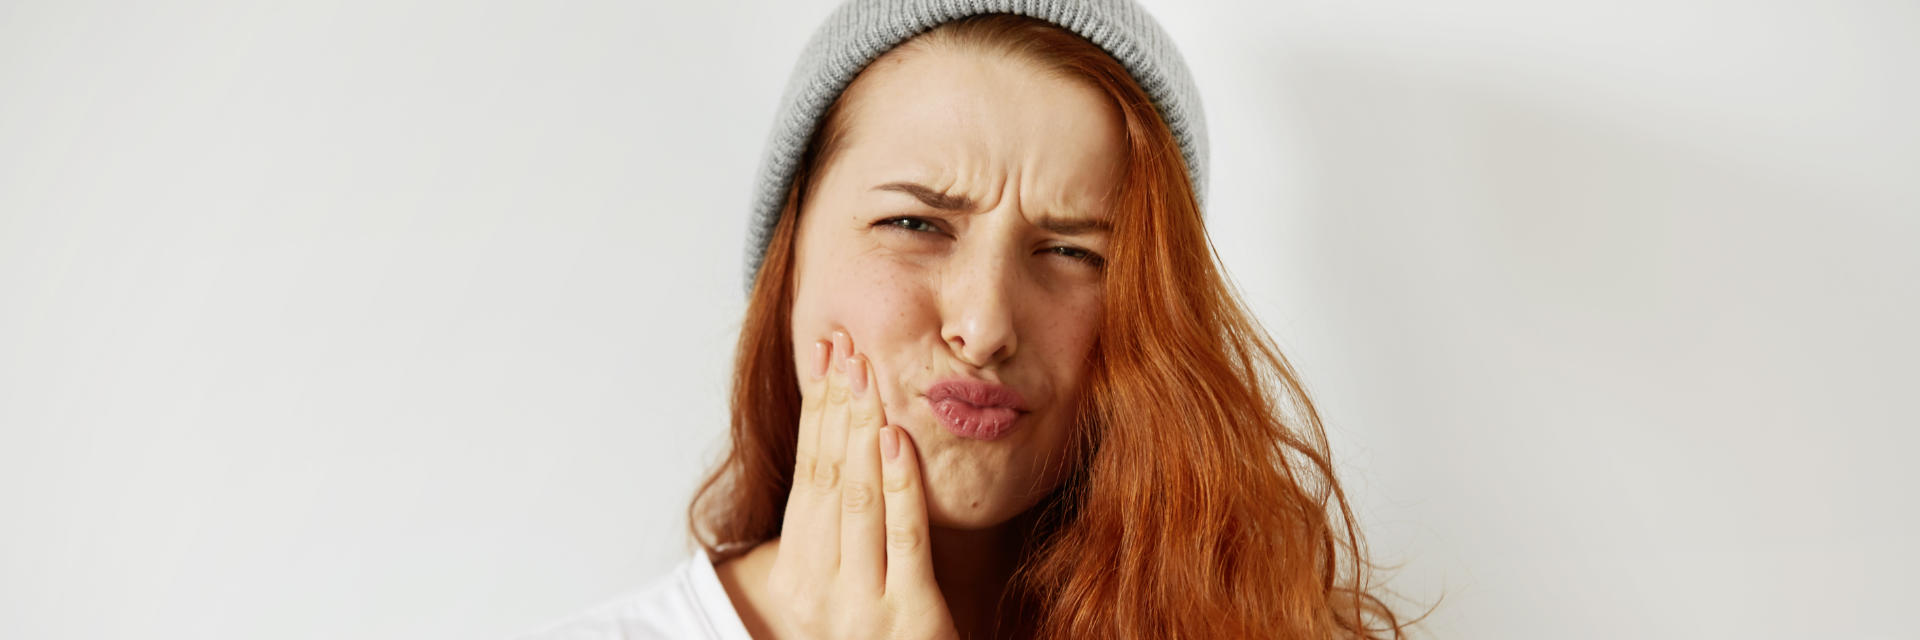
526, 1, 1411, 638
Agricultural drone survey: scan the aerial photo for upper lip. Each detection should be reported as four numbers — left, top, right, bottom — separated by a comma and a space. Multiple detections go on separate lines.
925, 377, 1030, 412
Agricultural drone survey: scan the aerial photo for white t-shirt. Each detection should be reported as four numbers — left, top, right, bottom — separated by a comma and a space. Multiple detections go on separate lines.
517, 548, 754, 640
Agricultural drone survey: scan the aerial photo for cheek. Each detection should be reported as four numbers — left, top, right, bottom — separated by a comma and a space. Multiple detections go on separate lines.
1029, 289, 1103, 390
837, 262, 935, 403
829, 258, 924, 330
793, 248, 938, 396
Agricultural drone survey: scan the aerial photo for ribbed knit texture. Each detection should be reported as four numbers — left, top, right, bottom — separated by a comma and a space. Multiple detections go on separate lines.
743, 0, 1208, 292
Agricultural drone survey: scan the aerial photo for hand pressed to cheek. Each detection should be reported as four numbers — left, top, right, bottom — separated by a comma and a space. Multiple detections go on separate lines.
767, 330, 959, 640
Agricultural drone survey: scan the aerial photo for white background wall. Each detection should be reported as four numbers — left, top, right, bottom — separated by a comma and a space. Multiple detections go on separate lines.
2, 0, 1913, 638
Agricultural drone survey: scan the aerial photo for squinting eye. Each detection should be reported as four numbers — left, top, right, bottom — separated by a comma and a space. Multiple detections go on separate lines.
876, 216, 941, 234
1046, 246, 1106, 269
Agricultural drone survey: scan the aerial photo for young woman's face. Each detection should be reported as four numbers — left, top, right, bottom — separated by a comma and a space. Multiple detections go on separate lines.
788, 45, 1124, 529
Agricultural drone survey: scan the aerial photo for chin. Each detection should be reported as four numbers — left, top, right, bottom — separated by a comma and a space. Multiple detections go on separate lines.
906, 414, 1072, 530
924, 493, 1033, 530
920, 470, 1055, 530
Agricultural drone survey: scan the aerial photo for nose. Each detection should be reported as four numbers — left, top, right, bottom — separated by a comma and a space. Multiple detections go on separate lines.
939, 254, 1019, 369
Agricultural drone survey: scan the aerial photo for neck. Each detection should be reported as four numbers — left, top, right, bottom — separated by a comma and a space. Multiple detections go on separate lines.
929, 509, 1040, 640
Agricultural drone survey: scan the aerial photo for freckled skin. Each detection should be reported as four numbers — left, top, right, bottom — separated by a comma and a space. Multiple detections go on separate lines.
787, 45, 1125, 530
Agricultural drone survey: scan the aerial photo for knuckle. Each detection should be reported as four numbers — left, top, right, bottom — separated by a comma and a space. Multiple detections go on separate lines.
824, 382, 850, 405
841, 482, 876, 513
885, 524, 922, 552
812, 460, 840, 490
882, 472, 913, 494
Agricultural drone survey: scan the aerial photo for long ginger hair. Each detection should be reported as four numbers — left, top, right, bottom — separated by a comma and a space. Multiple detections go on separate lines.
690, 14, 1420, 639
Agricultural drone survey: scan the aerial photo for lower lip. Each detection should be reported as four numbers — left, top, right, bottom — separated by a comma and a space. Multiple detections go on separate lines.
929, 397, 1023, 441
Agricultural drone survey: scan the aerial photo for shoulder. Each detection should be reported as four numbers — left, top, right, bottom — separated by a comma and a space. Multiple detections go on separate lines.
516, 548, 754, 640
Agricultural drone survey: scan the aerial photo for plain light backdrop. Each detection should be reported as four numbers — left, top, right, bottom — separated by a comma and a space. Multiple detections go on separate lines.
2, 0, 1915, 638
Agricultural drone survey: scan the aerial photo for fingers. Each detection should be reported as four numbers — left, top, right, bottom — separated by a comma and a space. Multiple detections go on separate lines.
780, 338, 832, 538
791, 339, 831, 488
880, 425, 939, 597
838, 354, 887, 595
766, 330, 957, 638
797, 331, 853, 580
770, 336, 834, 607
814, 331, 853, 489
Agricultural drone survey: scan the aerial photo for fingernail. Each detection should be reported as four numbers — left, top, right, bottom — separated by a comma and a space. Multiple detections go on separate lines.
830, 331, 850, 371
847, 356, 868, 395
880, 426, 900, 460
812, 340, 831, 379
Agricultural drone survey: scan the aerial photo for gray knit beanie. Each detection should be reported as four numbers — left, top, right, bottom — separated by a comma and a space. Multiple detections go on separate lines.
743, 0, 1209, 293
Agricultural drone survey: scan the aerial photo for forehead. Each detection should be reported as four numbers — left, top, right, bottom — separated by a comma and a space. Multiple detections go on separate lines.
823, 47, 1126, 217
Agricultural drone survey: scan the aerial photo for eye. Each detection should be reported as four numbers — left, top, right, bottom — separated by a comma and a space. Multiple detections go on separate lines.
875, 216, 944, 235
1044, 245, 1106, 269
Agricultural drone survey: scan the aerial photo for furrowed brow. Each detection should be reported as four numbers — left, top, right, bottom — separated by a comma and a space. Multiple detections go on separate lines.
873, 182, 976, 212
1034, 216, 1111, 236
874, 181, 1109, 234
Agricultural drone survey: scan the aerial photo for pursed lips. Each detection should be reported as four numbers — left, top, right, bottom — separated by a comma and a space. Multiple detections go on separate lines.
922, 377, 1030, 440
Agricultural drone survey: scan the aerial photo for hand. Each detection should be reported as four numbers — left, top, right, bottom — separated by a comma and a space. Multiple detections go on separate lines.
764, 331, 959, 640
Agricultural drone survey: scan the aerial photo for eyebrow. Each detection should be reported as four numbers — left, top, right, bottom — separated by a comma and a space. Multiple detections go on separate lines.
872, 181, 1111, 235
874, 182, 974, 211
